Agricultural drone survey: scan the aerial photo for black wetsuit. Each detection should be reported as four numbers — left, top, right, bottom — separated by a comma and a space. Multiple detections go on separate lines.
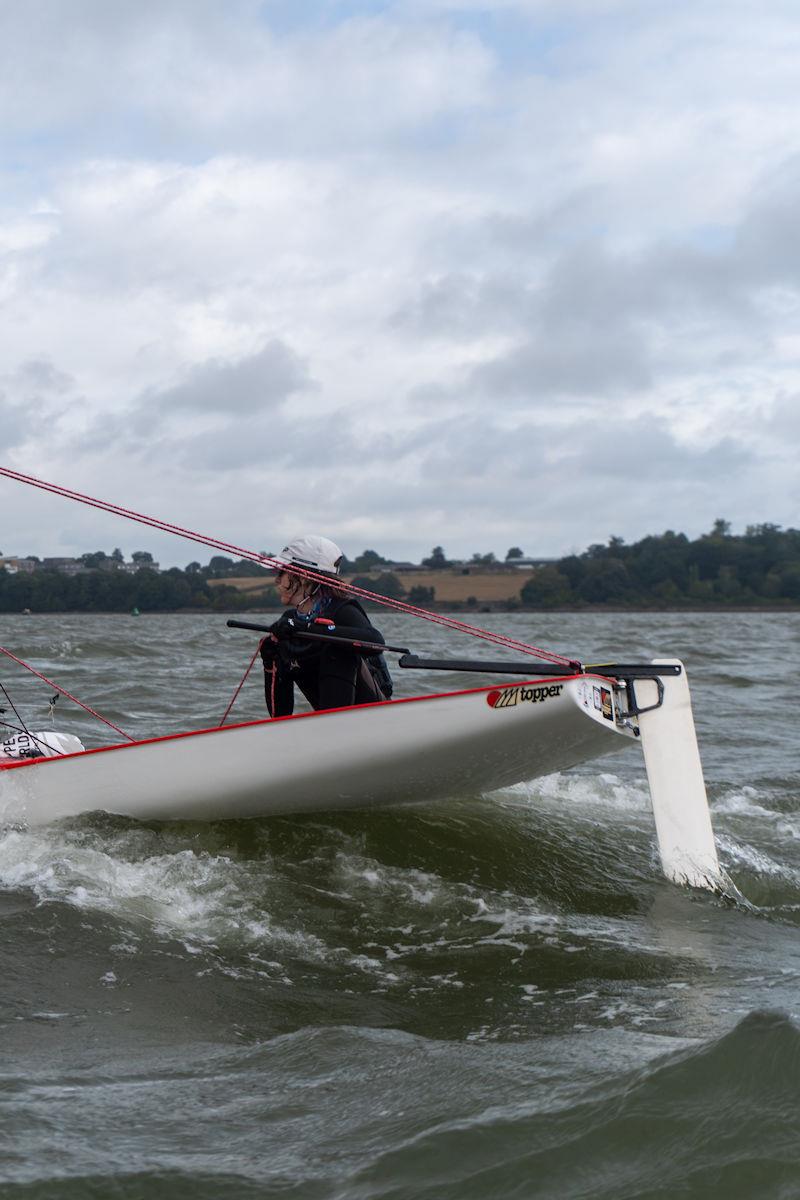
262, 597, 388, 717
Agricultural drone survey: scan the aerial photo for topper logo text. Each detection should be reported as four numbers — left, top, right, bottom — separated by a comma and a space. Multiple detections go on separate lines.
488, 684, 563, 709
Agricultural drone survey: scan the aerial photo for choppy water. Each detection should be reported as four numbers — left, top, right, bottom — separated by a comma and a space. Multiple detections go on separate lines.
1, 611, 799, 1198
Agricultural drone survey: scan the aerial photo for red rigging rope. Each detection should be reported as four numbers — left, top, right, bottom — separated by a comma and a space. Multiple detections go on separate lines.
0, 466, 578, 666
0, 645, 135, 741
218, 642, 261, 727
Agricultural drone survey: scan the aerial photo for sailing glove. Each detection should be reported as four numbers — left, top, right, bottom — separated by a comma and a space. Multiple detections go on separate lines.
269, 611, 312, 640
259, 636, 278, 665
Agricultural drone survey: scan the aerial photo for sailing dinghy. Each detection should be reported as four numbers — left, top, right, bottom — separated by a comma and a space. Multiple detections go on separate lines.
0, 466, 727, 894
0, 654, 723, 893
0, 669, 630, 828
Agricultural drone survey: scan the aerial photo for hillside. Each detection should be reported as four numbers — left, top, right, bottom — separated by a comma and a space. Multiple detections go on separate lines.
208, 568, 532, 606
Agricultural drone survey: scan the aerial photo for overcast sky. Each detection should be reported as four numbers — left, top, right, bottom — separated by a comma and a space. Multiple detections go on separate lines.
2, 0, 799, 567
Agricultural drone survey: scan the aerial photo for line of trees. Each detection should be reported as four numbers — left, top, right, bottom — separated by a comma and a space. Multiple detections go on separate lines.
420, 546, 525, 567
3, 522, 799, 611
0, 565, 277, 614
521, 522, 800, 608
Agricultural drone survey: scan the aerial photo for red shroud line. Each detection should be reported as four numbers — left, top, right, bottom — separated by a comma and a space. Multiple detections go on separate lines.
0, 645, 135, 741
0, 672, 586, 772
0, 466, 577, 666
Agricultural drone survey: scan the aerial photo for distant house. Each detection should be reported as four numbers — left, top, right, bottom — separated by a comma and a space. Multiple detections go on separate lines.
41, 557, 85, 575
13, 554, 161, 575
85, 557, 161, 574
117, 560, 160, 573
507, 557, 559, 570
0, 556, 37, 574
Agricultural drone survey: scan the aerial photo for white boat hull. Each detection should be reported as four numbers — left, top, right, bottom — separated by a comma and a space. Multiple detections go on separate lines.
0, 676, 634, 827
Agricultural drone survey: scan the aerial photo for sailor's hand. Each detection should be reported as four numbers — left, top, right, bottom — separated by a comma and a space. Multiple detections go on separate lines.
259, 635, 278, 665
269, 611, 312, 640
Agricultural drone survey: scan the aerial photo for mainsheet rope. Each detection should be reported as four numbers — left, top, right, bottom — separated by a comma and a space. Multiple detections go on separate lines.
0, 466, 577, 666
218, 642, 262, 727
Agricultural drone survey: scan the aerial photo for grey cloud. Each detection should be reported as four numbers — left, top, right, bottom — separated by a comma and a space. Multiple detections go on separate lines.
0, 358, 78, 447
468, 323, 652, 400
176, 408, 358, 472
429, 187, 604, 271
81, 404, 363, 477
0, 357, 75, 402
559, 416, 751, 482
412, 411, 750, 487
400, 226, 757, 344
484, 190, 604, 256
411, 414, 545, 476
176, 419, 280, 472
141, 339, 314, 418
393, 155, 800, 411
735, 157, 800, 287
402, 193, 789, 408
765, 392, 800, 444
12, 358, 74, 394
0, 393, 27, 448
389, 272, 533, 338
51, 399, 777, 566
331, 410, 757, 558
535, 241, 749, 333
73, 340, 315, 459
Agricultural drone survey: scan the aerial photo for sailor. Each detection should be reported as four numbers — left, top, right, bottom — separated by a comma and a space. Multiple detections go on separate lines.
261, 534, 392, 717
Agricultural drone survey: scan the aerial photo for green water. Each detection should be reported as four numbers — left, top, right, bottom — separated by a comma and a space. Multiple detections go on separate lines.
1, 612, 799, 1197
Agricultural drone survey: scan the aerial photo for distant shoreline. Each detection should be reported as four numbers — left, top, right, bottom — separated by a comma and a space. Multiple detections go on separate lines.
9, 604, 800, 616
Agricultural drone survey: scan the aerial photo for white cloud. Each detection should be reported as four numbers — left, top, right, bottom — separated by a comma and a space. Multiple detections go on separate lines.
1, 0, 800, 564
0, 2, 494, 158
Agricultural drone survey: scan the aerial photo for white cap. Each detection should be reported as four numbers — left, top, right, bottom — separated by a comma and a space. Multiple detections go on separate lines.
273, 534, 344, 576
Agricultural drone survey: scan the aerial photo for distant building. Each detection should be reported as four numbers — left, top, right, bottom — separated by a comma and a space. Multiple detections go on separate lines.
0, 556, 37, 574
116, 560, 160, 573
508, 557, 559, 569
41, 557, 85, 575
35, 555, 160, 574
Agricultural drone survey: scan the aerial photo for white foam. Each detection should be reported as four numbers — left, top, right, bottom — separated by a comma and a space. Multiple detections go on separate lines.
334, 853, 446, 909
712, 787, 781, 818
497, 771, 651, 813
712, 788, 800, 841
715, 832, 800, 882
0, 826, 326, 959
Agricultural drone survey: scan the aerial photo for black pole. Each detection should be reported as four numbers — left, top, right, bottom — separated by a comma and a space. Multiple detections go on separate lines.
226, 621, 681, 681
397, 653, 576, 676
226, 618, 409, 656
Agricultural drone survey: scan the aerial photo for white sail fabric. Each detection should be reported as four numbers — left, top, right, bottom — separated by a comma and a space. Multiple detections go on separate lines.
0, 731, 85, 760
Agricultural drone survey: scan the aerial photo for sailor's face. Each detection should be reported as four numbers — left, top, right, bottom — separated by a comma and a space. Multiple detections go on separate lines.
276, 571, 301, 605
